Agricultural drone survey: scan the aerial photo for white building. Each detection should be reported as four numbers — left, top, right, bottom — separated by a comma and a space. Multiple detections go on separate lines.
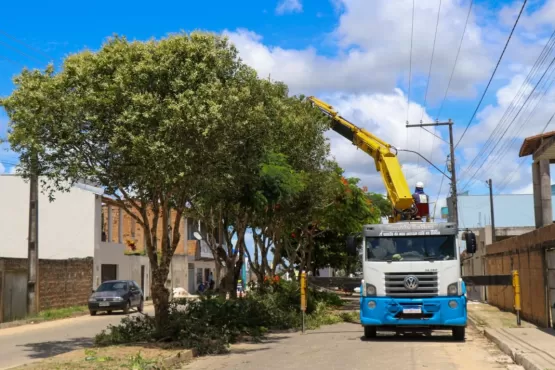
0, 175, 217, 298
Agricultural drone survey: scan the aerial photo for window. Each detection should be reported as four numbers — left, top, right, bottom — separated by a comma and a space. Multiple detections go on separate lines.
96, 281, 128, 292
365, 235, 456, 262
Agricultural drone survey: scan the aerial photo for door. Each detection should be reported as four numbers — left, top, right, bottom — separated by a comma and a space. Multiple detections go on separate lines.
2, 271, 27, 322
101, 264, 117, 282
188, 264, 195, 293
547, 249, 555, 329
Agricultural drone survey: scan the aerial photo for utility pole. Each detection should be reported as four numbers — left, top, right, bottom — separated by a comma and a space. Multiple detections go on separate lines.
406, 119, 458, 227
27, 155, 39, 316
487, 179, 496, 243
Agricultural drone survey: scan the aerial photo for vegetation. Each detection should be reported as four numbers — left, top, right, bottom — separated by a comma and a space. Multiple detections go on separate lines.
95, 279, 350, 355
0, 30, 383, 335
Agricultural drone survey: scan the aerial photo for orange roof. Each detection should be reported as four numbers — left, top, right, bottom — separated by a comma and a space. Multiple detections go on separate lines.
519, 130, 555, 157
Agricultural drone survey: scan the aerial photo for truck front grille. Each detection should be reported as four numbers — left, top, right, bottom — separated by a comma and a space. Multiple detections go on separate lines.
384, 272, 438, 297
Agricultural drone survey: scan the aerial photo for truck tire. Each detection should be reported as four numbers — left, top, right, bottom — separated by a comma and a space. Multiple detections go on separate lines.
364, 326, 377, 339
452, 326, 465, 341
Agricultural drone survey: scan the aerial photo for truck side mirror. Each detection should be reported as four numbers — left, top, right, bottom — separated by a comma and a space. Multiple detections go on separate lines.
346, 235, 357, 256
464, 232, 477, 254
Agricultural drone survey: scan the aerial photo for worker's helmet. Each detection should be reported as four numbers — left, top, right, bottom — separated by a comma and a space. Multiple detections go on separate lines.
416, 181, 424, 189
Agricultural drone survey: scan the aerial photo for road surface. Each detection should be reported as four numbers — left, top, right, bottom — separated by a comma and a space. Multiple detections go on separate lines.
0, 306, 154, 370
184, 323, 522, 370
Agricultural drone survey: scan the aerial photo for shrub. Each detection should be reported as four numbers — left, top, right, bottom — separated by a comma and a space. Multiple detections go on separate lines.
95, 279, 352, 356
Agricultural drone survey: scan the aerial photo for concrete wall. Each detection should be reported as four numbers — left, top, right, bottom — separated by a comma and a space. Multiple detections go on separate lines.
93, 242, 151, 298
0, 257, 93, 322
0, 175, 99, 259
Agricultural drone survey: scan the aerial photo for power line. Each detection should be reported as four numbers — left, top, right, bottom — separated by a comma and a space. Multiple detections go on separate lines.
0, 30, 52, 60
458, 26, 555, 183
0, 54, 19, 66
496, 111, 555, 193
421, 0, 443, 121
454, 0, 528, 149
418, 0, 443, 175
436, 0, 474, 121
0, 39, 43, 63
406, 0, 415, 125
461, 52, 555, 190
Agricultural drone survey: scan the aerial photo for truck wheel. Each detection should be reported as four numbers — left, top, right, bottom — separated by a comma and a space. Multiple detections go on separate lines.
452, 326, 465, 341
364, 326, 377, 339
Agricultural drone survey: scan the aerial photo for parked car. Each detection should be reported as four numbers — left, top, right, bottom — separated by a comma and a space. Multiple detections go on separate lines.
88, 280, 144, 316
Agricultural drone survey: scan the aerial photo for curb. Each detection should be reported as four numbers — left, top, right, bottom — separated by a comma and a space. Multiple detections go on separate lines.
469, 315, 554, 370
482, 329, 546, 370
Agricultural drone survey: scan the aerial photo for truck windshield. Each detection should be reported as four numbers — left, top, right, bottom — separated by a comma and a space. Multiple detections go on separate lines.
366, 235, 456, 261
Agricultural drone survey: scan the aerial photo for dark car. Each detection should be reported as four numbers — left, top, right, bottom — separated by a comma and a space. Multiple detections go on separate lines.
88, 280, 144, 316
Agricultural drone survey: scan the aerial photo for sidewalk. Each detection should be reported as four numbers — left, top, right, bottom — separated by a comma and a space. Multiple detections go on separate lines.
468, 301, 555, 370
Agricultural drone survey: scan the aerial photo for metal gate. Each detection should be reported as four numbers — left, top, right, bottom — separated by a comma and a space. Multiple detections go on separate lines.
2, 271, 27, 322
547, 249, 555, 329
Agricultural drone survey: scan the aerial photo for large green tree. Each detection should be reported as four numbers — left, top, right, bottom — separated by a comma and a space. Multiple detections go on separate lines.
1, 32, 259, 329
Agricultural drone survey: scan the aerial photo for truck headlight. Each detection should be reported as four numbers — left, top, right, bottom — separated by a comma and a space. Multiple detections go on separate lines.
366, 283, 377, 296
447, 282, 460, 296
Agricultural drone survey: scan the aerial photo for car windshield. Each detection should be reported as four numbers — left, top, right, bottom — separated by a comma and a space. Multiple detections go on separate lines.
96, 281, 128, 292
366, 235, 456, 261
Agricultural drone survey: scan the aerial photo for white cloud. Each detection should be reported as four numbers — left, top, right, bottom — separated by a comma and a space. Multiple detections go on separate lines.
0, 162, 4, 174
225, 0, 499, 99
275, 0, 302, 15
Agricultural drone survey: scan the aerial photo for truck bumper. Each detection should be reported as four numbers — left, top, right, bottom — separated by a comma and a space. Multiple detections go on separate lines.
360, 296, 467, 329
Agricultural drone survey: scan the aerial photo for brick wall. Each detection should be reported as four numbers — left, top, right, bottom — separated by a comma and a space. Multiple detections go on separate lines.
485, 224, 554, 327
38, 258, 93, 310
0, 257, 93, 313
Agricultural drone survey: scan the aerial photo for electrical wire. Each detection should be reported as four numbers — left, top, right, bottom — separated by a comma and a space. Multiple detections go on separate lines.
461, 53, 555, 190
436, 0, 474, 121
458, 27, 555, 184
406, 0, 415, 125
454, 0, 528, 149
495, 111, 555, 193
0, 29, 52, 60
418, 0, 443, 176
0, 39, 43, 63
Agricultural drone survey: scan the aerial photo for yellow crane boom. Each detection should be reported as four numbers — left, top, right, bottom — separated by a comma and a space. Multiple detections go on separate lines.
308, 96, 416, 222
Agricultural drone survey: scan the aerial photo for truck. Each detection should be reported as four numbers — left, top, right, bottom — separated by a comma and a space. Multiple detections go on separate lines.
308, 96, 472, 341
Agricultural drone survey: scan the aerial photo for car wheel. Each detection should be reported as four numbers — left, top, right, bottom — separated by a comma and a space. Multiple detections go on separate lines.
364, 326, 377, 339
137, 298, 144, 313
452, 326, 465, 341
123, 301, 130, 315
89, 310, 97, 316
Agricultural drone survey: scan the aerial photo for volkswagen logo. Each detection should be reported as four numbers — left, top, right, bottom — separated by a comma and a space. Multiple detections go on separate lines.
404, 275, 419, 290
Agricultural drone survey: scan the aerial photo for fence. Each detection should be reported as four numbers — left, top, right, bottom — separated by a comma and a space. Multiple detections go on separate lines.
467, 223, 555, 328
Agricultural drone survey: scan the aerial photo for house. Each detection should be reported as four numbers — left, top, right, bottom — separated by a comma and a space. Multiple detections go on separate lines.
0, 174, 217, 321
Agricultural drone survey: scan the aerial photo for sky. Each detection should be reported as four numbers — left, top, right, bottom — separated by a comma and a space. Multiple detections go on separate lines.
2, 0, 555, 224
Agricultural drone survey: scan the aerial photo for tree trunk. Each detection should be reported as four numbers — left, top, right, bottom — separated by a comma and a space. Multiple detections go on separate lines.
151, 265, 170, 335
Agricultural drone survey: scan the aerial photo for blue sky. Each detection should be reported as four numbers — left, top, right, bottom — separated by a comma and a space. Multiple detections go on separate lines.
2, 0, 555, 219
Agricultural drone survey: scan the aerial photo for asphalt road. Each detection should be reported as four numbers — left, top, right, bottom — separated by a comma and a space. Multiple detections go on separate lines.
184, 323, 523, 370
0, 306, 154, 370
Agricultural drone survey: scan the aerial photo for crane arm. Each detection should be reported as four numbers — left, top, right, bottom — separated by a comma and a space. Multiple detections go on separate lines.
308, 96, 414, 217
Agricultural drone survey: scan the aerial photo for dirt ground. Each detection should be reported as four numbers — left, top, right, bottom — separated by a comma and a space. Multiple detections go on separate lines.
10, 344, 192, 370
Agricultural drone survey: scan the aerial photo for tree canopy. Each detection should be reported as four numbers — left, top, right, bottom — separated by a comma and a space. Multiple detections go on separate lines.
1, 30, 385, 326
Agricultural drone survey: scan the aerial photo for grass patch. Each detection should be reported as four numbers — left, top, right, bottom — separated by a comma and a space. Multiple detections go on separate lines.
34, 306, 88, 321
